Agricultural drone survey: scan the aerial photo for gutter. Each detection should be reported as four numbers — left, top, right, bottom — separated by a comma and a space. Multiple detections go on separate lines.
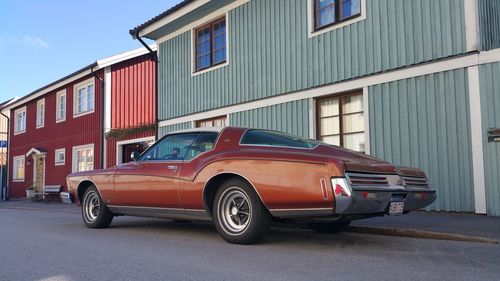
91, 66, 105, 169
0, 111, 9, 200
135, 34, 159, 140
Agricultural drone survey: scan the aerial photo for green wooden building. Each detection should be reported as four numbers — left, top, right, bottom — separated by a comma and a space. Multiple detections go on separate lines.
130, 0, 500, 215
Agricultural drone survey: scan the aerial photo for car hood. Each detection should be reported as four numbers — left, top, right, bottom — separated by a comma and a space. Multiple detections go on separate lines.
315, 145, 398, 174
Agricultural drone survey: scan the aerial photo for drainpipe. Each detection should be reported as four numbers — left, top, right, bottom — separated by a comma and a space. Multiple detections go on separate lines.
0, 111, 10, 200
135, 34, 159, 140
92, 67, 105, 169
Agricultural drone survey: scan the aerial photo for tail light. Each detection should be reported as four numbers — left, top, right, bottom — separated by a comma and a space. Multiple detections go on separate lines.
331, 178, 352, 197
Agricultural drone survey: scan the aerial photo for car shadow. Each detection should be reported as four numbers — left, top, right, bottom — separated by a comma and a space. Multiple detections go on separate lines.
108, 217, 387, 249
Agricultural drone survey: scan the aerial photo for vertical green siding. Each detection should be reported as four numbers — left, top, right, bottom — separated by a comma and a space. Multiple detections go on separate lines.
158, 122, 192, 137
229, 99, 310, 138
479, 0, 500, 50
479, 62, 500, 216
369, 68, 474, 212
159, 0, 467, 121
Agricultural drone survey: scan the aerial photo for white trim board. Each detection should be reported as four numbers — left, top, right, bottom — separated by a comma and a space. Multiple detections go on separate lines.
467, 66, 487, 214
157, 0, 250, 44
464, 0, 480, 52
159, 50, 500, 128
116, 136, 155, 165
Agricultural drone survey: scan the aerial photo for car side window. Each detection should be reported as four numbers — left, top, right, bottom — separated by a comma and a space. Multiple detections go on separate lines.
141, 133, 199, 161
184, 132, 219, 161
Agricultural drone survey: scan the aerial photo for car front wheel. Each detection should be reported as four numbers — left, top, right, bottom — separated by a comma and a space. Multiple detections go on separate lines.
213, 178, 270, 244
82, 185, 113, 229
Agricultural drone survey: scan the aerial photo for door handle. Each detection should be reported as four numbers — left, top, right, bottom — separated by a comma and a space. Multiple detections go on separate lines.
167, 165, 178, 170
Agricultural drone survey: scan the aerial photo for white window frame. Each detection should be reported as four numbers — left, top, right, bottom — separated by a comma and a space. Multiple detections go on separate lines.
13, 106, 26, 135
116, 136, 155, 165
73, 78, 95, 118
55, 148, 66, 166
13, 155, 25, 182
72, 144, 94, 173
56, 89, 67, 123
36, 98, 45, 128
191, 12, 230, 76
307, 0, 367, 38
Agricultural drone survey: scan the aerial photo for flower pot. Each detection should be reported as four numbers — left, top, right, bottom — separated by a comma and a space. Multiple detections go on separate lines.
25, 189, 35, 199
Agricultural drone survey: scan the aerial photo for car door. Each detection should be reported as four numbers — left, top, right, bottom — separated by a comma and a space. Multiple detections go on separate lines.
111, 133, 200, 208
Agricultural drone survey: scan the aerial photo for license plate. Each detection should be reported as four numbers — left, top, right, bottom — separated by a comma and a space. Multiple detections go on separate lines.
389, 201, 405, 216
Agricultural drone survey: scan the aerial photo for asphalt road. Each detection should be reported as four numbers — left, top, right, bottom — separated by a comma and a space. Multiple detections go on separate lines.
1, 205, 499, 281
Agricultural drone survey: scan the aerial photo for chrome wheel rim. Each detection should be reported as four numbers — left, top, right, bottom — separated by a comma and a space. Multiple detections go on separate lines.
83, 190, 100, 223
218, 187, 252, 235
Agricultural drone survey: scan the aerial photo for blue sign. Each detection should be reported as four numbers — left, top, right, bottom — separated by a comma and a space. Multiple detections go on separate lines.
0, 141, 7, 148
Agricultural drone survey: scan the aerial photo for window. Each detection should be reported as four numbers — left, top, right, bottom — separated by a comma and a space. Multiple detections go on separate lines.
195, 17, 227, 72
141, 133, 199, 161
14, 107, 26, 134
72, 144, 94, 172
314, 0, 361, 30
36, 99, 45, 128
55, 148, 65, 166
13, 156, 25, 181
56, 90, 66, 122
184, 132, 219, 161
73, 78, 95, 117
317, 92, 365, 153
196, 116, 227, 128
241, 130, 319, 149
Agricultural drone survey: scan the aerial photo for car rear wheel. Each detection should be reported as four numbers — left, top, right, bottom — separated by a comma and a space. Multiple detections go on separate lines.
308, 220, 351, 233
213, 178, 270, 244
82, 186, 113, 229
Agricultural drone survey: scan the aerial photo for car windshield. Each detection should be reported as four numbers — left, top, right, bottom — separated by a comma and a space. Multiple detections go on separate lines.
240, 130, 320, 149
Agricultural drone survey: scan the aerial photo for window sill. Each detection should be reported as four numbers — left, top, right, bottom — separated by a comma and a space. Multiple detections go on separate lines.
73, 109, 95, 118
13, 179, 24, 182
192, 61, 229, 77
36, 124, 44, 129
13, 130, 26, 136
56, 118, 66, 123
55, 162, 65, 166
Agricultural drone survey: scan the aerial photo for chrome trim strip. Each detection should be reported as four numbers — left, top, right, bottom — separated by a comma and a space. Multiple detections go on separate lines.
269, 208, 333, 218
107, 205, 212, 221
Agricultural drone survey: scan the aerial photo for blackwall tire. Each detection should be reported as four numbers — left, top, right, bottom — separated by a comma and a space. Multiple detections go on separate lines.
213, 178, 270, 244
82, 185, 113, 229
308, 220, 352, 233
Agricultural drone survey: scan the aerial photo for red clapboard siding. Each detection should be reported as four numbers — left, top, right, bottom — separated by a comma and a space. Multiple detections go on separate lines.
8, 71, 104, 198
111, 54, 155, 129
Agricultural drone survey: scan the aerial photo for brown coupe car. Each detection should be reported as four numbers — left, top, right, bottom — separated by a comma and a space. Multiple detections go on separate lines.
66, 127, 436, 244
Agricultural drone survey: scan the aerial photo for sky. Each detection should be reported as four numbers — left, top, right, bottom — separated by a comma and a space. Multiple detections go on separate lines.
0, 0, 179, 103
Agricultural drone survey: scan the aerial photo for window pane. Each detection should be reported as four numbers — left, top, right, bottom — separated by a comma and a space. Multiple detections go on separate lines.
319, 97, 339, 117
213, 49, 226, 64
341, 0, 361, 19
241, 130, 319, 148
343, 132, 365, 152
87, 85, 94, 110
342, 94, 363, 113
184, 133, 219, 161
321, 135, 340, 146
316, 0, 336, 28
342, 112, 364, 133
142, 134, 199, 161
320, 116, 340, 136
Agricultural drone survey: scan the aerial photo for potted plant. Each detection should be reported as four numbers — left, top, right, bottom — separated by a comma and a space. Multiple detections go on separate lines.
25, 182, 36, 200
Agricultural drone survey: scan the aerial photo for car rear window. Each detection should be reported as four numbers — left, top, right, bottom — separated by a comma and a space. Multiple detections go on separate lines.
240, 130, 319, 149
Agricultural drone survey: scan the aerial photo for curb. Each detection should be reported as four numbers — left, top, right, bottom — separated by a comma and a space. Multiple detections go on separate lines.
347, 226, 500, 245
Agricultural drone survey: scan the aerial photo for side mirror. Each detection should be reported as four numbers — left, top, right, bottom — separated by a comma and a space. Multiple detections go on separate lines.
131, 151, 141, 162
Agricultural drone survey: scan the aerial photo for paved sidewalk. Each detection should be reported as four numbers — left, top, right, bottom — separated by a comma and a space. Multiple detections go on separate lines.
352, 211, 500, 241
2, 199, 499, 241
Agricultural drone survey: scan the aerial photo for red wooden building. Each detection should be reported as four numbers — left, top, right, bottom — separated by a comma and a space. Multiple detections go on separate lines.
3, 47, 156, 198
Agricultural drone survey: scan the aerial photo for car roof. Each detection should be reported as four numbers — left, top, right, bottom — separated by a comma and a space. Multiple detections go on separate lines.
167, 127, 226, 135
